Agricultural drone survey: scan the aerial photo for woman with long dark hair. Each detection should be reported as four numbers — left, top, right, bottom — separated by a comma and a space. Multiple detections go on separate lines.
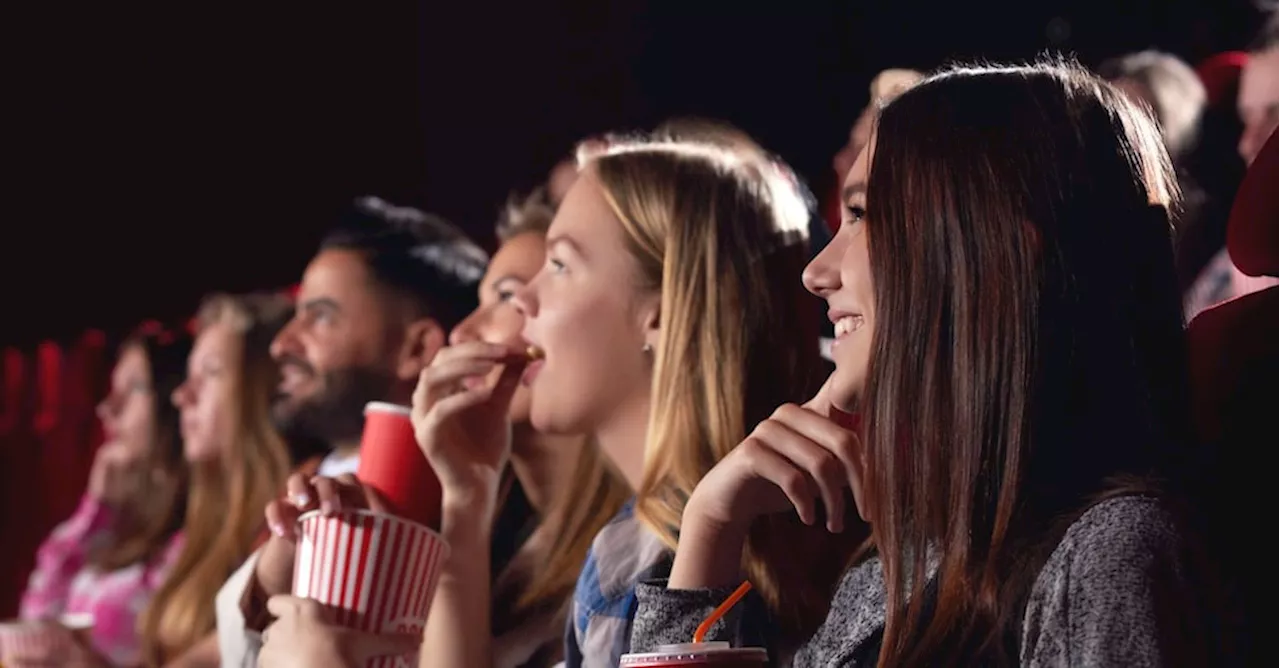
634, 60, 1214, 666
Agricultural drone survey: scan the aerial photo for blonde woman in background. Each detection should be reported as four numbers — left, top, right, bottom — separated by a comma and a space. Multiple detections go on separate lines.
1099, 50, 1207, 162
831, 69, 923, 184
411, 192, 630, 667
139, 293, 293, 667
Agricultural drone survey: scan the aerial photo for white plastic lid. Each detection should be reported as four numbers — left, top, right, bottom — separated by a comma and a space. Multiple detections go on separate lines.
619, 642, 768, 665
363, 401, 411, 416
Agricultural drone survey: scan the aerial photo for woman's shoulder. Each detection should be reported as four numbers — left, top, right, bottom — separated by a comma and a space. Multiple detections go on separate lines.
1023, 494, 1209, 666
1057, 494, 1179, 553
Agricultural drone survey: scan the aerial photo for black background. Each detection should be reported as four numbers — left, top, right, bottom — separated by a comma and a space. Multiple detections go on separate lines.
3, 0, 1264, 344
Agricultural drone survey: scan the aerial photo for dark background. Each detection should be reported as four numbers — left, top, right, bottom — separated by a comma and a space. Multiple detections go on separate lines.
4, 0, 1266, 344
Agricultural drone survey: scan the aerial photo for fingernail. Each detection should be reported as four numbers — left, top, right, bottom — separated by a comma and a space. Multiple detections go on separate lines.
321, 499, 337, 515
289, 493, 310, 508
269, 521, 286, 537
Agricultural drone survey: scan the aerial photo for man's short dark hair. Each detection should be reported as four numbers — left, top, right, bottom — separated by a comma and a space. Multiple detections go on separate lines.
321, 196, 488, 330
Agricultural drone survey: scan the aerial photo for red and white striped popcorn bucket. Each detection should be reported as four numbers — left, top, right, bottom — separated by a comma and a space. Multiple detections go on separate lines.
293, 509, 450, 668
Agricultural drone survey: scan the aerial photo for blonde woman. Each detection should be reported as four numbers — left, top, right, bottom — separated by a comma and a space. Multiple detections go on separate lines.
411, 193, 630, 667
139, 294, 293, 666
515, 138, 851, 665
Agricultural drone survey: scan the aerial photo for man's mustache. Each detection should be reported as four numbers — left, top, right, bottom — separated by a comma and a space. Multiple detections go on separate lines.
277, 355, 316, 377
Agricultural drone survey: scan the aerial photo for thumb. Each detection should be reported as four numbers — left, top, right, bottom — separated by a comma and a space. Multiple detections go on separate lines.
346, 630, 421, 662
802, 375, 833, 417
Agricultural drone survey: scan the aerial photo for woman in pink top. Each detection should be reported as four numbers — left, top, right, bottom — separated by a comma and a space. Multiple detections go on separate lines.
18, 328, 192, 667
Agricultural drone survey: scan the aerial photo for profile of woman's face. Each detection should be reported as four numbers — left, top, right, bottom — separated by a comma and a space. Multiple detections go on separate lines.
97, 344, 158, 459
449, 231, 548, 423
804, 136, 878, 412
513, 169, 657, 436
172, 323, 240, 463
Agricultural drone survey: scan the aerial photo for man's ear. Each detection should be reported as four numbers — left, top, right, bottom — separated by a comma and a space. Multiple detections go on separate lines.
395, 317, 446, 381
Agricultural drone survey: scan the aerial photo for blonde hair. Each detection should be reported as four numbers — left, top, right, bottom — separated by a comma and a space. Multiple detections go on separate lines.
507, 445, 628, 624
495, 189, 557, 243
1098, 51, 1206, 158
139, 293, 293, 665
585, 138, 856, 638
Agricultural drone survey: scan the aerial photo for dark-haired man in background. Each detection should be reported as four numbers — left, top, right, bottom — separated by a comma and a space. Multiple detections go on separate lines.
270, 196, 488, 477
215, 197, 490, 666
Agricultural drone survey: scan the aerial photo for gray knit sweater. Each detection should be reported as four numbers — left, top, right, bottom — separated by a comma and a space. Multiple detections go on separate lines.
631, 496, 1210, 667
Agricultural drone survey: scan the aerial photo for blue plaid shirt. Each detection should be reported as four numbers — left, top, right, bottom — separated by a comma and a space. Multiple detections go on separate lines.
563, 500, 671, 667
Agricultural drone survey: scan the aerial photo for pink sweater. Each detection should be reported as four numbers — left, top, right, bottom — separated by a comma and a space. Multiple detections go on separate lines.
20, 495, 185, 667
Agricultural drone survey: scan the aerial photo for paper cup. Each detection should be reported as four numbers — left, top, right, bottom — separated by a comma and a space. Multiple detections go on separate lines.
620, 642, 769, 667
293, 509, 449, 668
0, 614, 93, 662
356, 402, 443, 529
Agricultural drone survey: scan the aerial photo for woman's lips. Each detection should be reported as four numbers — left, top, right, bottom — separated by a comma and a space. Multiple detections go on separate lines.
521, 359, 544, 386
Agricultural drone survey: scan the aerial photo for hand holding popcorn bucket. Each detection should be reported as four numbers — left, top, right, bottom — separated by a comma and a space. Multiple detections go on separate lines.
290, 402, 449, 668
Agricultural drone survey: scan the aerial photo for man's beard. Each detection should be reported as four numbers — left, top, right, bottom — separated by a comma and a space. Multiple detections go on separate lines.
272, 365, 399, 449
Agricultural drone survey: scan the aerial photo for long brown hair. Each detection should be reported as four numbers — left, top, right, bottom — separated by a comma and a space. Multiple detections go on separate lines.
139, 294, 294, 665
592, 139, 858, 639
88, 330, 192, 571
861, 61, 1191, 664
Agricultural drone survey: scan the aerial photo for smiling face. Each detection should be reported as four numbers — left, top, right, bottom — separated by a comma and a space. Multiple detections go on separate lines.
449, 231, 548, 423
803, 136, 877, 412
269, 248, 403, 443
512, 169, 658, 437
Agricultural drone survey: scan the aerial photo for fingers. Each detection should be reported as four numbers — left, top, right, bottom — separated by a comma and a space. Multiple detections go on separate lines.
431, 340, 513, 366
286, 472, 318, 510
751, 418, 848, 533
266, 473, 319, 540
418, 342, 525, 400
772, 404, 863, 489
428, 385, 501, 422
427, 359, 526, 421
801, 374, 834, 416
266, 594, 325, 621
739, 439, 820, 525
334, 474, 389, 514
311, 476, 370, 514
347, 631, 422, 663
